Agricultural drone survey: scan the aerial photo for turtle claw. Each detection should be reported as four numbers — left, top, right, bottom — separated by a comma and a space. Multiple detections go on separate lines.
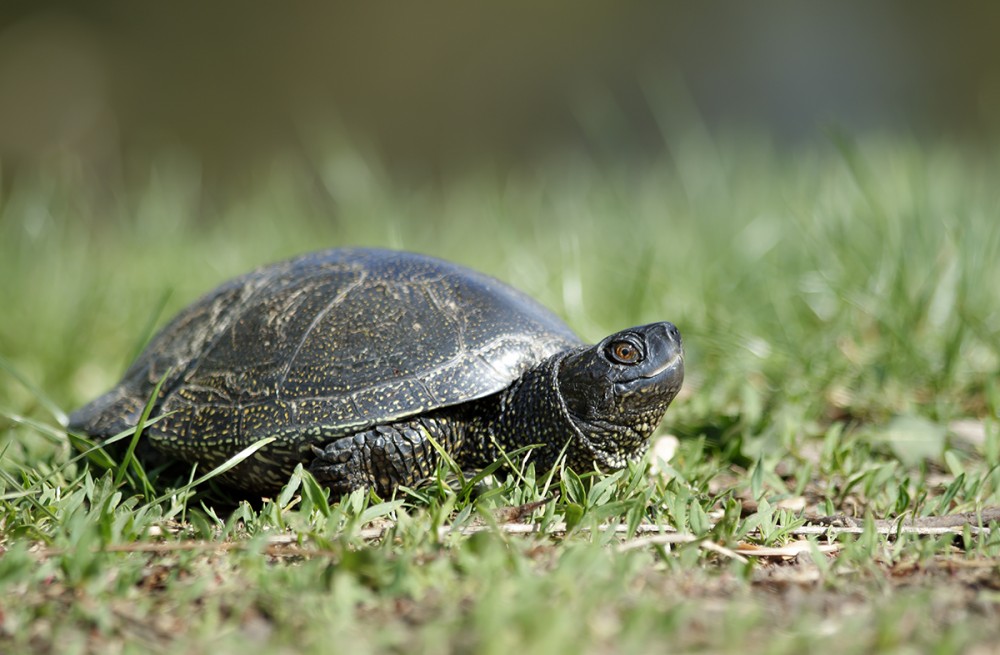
313, 436, 359, 464
307, 423, 437, 497
308, 435, 370, 495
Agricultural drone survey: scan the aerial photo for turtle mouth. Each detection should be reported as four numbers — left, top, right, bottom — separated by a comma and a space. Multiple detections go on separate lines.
640, 352, 684, 380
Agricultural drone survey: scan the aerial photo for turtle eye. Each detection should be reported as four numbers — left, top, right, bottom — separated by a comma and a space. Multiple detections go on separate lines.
607, 339, 643, 365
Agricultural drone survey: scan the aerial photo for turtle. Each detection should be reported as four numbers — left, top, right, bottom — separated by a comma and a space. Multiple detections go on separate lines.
68, 248, 684, 497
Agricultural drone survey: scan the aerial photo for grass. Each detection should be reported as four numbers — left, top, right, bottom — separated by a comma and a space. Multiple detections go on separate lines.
1, 136, 1000, 653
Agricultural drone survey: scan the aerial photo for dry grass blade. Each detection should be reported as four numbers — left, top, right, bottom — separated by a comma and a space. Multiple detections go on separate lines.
734, 541, 840, 557
25, 506, 994, 561
615, 534, 750, 563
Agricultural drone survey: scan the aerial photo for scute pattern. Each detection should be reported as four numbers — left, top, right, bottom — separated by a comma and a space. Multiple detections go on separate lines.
69, 249, 581, 472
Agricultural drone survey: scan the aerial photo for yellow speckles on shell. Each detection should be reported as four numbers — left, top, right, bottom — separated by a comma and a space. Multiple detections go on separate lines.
79, 249, 586, 492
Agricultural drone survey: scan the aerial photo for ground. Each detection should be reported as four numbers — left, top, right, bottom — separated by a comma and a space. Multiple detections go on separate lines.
1, 138, 999, 654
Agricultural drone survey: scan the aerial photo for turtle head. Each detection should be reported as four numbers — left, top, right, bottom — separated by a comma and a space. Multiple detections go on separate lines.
556, 321, 684, 469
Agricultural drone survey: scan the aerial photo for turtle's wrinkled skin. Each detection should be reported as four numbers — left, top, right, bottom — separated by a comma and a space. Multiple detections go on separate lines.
69, 249, 684, 496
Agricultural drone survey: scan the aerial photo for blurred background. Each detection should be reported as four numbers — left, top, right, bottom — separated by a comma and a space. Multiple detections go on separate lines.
3, 2, 1000, 194
2, 1, 999, 474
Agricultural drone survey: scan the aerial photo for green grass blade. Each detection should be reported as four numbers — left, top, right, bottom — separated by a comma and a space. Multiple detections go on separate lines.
149, 436, 277, 505
0, 354, 68, 427
123, 288, 172, 372
113, 372, 169, 489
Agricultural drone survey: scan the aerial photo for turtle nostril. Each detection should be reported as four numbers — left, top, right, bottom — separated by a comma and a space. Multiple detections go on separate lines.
663, 322, 681, 344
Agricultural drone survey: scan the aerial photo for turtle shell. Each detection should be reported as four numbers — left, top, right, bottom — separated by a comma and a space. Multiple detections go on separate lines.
69, 249, 582, 458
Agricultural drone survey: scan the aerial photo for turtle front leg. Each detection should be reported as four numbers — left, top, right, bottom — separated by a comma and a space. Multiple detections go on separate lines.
308, 420, 454, 497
